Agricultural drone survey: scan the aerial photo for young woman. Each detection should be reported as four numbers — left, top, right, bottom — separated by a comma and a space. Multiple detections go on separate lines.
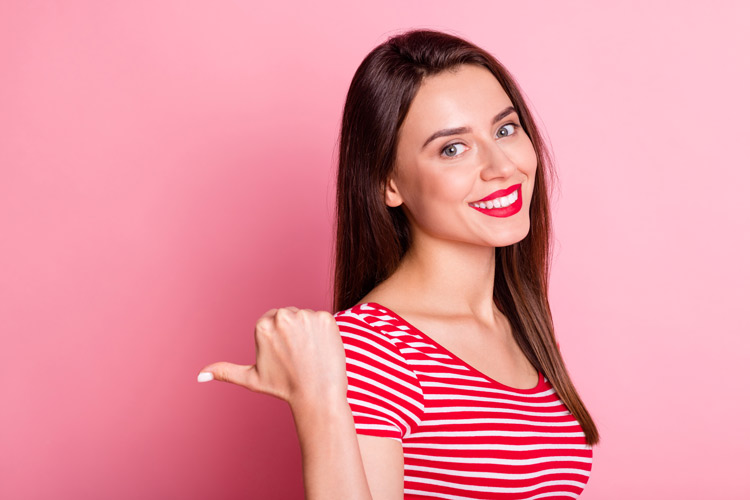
198, 29, 600, 499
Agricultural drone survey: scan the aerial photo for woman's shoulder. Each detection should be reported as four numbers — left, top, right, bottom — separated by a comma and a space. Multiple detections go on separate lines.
334, 301, 419, 368
334, 302, 396, 343
336, 302, 426, 438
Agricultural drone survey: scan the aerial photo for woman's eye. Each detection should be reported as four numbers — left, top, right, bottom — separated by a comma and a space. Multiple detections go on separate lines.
441, 143, 468, 157
497, 123, 518, 138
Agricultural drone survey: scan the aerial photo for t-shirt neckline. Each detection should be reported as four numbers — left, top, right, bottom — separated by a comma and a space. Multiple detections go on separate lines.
358, 301, 546, 393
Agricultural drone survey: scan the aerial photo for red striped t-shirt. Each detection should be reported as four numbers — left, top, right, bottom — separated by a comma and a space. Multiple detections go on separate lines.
334, 302, 593, 500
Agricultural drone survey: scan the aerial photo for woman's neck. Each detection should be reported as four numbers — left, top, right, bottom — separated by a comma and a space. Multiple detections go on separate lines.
375, 238, 500, 325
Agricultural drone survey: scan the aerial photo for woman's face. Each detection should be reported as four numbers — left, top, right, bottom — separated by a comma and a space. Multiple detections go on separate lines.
385, 64, 538, 249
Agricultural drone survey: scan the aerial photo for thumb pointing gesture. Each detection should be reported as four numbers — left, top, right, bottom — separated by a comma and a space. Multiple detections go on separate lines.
197, 362, 262, 392
196, 306, 348, 409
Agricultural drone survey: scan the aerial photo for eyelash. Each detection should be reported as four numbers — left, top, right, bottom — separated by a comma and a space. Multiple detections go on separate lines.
440, 122, 520, 158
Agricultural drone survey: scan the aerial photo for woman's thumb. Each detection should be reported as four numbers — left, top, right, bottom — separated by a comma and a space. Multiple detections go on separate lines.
197, 362, 261, 392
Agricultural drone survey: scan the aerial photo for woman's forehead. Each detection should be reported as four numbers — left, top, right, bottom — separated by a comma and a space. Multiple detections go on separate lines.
403, 65, 513, 138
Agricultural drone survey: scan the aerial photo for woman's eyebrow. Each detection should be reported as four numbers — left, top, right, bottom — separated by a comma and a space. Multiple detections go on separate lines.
421, 106, 517, 150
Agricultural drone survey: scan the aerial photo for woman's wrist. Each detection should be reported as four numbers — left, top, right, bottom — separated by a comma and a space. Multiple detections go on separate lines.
288, 388, 350, 422
289, 389, 373, 500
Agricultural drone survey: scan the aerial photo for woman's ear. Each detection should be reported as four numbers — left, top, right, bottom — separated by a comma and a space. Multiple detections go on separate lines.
383, 176, 403, 208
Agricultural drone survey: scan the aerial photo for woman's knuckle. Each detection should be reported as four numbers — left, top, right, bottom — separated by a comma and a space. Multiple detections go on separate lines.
262, 308, 278, 318
255, 318, 273, 335
316, 310, 334, 323
276, 308, 295, 323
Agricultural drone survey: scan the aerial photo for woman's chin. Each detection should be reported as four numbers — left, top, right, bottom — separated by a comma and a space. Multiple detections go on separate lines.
488, 220, 531, 247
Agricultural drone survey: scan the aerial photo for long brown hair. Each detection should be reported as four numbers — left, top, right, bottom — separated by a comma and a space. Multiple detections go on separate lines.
333, 29, 599, 447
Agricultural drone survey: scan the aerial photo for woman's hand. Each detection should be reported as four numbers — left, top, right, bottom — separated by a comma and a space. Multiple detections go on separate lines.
198, 307, 396, 499
197, 307, 348, 410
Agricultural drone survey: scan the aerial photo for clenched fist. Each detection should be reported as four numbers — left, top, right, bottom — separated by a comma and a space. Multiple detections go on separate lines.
197, 307, 348, 410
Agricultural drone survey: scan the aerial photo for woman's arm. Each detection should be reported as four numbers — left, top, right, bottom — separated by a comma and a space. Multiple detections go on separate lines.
291, 396, 404, 500
198, 307, 404, 500
356, 435, 405, 500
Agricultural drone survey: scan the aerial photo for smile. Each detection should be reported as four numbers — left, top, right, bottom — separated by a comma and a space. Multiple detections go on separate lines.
469, 189, 518, 209
468, 188, 522, 218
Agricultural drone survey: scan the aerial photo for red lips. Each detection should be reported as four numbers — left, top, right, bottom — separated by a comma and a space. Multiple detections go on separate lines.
472, 183, 522, 203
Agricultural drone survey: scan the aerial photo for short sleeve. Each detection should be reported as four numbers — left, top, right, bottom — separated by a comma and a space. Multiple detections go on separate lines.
334, 310, 424, 442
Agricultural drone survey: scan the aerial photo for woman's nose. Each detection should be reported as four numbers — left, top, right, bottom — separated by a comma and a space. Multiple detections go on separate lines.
478, 139, 517, 180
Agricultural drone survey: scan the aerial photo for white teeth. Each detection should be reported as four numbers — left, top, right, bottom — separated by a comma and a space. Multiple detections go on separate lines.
470, 189, 518, 209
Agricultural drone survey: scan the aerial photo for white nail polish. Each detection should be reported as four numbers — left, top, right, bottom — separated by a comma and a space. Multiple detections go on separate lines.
197, 372, 214, 383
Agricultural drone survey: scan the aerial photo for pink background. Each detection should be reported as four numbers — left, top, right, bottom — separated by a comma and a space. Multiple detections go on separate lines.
2, 1, 748, 498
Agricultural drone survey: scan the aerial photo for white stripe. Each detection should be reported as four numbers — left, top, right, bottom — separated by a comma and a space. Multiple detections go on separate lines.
352, 411, 396, 425
421, 380, 556, 397
335, 311, 378, 326
525, 492, 580, 500
404, 488, 579, 500
353, 304, 379, 312
414, 371, 488, 382
402, 442, 593, 452
423, 405, 571, 417
411, 430, 585, 439
400, 347, 452, 359
363, 312, 399, 323
381, 330, 416, 338
408, 359, 469, 370
370, 320, 395, 327
404, 452, 593, 466
406, 476, 588, 494
405, 463, 591, 481
405, 341, 438, 349
419, 417, 580, 428
427, 353, 453, 359
424, 393, 565, 407
356, 423, 399, 432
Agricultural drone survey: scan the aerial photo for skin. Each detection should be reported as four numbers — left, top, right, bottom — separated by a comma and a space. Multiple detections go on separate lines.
197, 63, 539, 500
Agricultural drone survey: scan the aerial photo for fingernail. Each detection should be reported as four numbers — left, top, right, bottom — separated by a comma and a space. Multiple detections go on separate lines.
197, 372, 214, 383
